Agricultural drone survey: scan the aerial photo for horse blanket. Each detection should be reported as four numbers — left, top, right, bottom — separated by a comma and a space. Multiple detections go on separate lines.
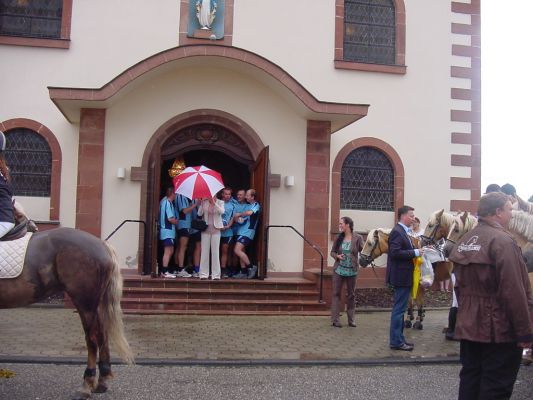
0, 233, 32, 279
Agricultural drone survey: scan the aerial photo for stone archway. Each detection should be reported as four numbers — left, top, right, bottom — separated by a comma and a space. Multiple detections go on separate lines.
131, 109, 266, 274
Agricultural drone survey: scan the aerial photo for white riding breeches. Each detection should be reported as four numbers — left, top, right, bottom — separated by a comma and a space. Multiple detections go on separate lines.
0, 221, 15, 239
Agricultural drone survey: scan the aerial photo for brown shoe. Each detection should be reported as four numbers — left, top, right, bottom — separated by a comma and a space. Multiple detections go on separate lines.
331, 321, 342, 328
348, 322, 356, 327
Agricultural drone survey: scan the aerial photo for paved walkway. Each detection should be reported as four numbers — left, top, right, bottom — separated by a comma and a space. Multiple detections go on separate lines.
0, 306, 459, 364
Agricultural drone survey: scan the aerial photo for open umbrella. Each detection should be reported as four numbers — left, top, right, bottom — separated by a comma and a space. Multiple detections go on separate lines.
173, 165, 224, 200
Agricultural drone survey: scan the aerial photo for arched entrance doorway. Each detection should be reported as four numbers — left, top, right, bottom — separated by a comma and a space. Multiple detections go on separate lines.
138, 110, 270, 279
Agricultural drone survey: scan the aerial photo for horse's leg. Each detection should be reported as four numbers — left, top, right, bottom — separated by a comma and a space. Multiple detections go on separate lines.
404, 298, 414, 328
413, 288, 425, 330
73, 309, 99, 400
94, 323, 113, 393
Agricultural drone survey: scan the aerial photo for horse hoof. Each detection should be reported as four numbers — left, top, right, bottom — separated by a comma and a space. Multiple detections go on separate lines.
72, 390, 91, 400
93, 384, 108, 393
413, 322, 423, 330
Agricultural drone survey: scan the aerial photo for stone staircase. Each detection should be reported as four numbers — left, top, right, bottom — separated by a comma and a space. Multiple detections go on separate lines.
120, 270, 329, 315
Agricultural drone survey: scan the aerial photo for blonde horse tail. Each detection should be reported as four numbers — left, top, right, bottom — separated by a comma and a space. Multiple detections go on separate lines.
101, 241, 134, 365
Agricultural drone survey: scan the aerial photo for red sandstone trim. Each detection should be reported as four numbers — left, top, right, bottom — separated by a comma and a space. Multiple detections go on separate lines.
330, 137, 405, 237
49, 45, 368, 121
334, 0, 406, 74
76, 109, 105, 238
0, 0, 72, 49
449, 0, 481, 213
304, 121, 331, 271
0, 118, 62, 221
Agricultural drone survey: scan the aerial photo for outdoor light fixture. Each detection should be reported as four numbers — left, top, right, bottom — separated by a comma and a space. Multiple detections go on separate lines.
116, 167, 126, 179
284, 175, 295, 187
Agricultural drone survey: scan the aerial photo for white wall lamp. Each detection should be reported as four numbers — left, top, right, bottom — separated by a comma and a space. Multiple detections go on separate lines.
116, 167, 126, 179
284, 175, 295, 187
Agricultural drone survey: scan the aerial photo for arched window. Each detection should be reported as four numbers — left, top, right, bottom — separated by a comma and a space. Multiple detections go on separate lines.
4, 128, 52, 197
343, 0, 396, 65
341, 147, 394, 211
0, 0, 63, 39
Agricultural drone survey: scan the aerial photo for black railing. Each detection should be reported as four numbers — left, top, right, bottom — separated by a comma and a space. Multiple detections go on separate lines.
265, 225, 325, 303
104, 220, 149, 274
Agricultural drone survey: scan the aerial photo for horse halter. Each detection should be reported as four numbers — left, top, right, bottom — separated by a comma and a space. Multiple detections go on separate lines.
420, 219, 441, 246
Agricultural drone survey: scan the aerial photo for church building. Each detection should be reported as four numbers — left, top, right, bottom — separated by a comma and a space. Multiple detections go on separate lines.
0, 0, 480, 294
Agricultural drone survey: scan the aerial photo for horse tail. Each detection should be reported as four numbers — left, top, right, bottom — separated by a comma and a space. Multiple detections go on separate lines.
101, 241, 134, 365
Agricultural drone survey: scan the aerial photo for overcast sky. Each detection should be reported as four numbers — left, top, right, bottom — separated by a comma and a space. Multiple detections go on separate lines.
482, 2, 532, 199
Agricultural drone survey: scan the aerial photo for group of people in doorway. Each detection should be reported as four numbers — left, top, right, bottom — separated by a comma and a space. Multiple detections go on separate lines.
158, 186, 261, 280
331, 190, 533, 400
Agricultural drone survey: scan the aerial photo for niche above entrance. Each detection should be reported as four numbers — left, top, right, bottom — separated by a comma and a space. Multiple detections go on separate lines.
161, 123, 254, 165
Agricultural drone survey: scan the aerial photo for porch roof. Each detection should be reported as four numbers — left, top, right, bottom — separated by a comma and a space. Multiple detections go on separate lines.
48, 45, 369, 132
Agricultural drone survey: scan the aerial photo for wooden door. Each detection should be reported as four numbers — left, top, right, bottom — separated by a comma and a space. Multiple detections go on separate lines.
251, 146, 270, 279
146, 148, 161, 276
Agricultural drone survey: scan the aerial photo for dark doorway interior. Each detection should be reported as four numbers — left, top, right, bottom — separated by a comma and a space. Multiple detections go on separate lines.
159, 149, 251, 199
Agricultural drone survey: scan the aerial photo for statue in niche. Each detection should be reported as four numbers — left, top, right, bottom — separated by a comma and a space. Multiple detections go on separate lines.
196, 0, 217, 29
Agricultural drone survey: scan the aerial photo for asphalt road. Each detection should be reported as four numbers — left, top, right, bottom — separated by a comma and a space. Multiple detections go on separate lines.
1, 363, 532, 400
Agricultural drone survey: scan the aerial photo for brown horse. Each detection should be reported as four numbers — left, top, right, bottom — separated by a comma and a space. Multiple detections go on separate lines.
359, 228, 428, 329
0, 227, 134, 399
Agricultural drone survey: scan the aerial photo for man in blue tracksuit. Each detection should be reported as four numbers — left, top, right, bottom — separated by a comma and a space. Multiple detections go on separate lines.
159, 187, 178, 278
233, 189, 261, 279
173, 194, 195, 278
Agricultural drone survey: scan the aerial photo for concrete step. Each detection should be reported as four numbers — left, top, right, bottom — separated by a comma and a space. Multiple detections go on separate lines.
121, 297, 329, 313
122, 309, 330, 316
120, 272, 328, 315
123, 287, 320, 301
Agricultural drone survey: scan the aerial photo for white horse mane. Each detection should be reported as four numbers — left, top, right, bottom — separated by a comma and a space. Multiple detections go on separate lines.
509, 210, 533, 241
375, 227, 392, 235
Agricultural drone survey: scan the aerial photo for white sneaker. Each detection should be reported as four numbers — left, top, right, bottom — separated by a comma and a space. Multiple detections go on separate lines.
192, 272, 200, 278
163, 272, 176, 278
176, 270, 192, 278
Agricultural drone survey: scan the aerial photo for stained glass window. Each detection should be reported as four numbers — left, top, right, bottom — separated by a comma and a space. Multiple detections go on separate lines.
341, 147, 394, 211
0, 0, 63, 39
344, 0, 395, 65
4, 128, 52, 197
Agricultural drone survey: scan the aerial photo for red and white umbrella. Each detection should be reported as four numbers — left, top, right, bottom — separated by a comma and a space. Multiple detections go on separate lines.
173, 165, 224, 200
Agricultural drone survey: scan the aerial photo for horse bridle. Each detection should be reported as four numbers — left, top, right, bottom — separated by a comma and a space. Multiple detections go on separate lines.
360, 231, 387, 279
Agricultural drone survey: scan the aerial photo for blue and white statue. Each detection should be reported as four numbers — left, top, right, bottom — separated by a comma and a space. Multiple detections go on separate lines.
196, 0, 217, 29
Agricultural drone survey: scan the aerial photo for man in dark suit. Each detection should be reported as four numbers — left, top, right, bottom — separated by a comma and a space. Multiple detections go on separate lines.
387, 205, 424, 351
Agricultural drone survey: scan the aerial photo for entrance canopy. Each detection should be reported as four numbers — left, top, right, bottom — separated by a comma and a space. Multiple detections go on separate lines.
48, 45, 369, 131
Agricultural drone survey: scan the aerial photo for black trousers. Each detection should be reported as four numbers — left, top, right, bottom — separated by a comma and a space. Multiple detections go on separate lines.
459, 339, 523, 400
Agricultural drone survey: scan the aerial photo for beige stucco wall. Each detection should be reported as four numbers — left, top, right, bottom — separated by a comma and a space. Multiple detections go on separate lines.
0, 0, 470, 272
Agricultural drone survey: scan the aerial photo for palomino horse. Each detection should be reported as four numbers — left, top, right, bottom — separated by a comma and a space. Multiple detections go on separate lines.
359, 228, 428, 329
0, 227, 134, 399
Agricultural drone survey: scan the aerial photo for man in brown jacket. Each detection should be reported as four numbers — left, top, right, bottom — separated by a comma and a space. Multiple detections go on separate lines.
449, 192, 533, 400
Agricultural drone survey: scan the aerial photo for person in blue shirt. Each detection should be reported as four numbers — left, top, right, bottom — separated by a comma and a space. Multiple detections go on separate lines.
219, 187, 235, 278
233, 189, 261, 279
159, 187, 178, 278
173, 194, 195, 278
230, 189, 247, 274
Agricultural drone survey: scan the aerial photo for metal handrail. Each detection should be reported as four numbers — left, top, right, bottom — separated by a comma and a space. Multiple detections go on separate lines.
265, 225, 326, 303
104, 220, 149, 275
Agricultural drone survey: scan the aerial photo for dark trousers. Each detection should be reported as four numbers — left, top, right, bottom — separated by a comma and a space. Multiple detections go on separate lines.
389, 286, 410, 347
459, 340, 522, 400
331, 272, 356, 325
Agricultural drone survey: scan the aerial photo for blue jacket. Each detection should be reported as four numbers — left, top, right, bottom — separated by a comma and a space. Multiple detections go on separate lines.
386, 223, 417, 287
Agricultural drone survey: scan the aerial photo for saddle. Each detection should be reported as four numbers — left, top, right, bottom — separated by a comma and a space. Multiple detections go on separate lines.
0, 216, 38, 242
